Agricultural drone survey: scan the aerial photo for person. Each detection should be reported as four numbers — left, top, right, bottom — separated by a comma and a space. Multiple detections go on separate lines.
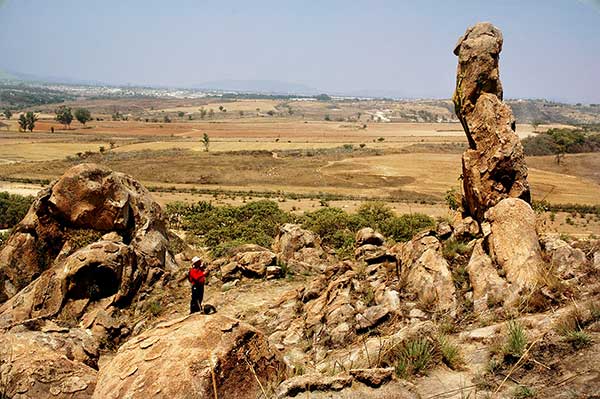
189, 256, 207, 314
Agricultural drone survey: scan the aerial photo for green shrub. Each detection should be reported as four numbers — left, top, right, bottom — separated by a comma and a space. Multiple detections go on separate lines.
0, 192, 34, 229
172, 200, 292, 257
301, 207, 361, 255
380, 213, 435, 242
444, 188, 462, 211
356, 201, 394, 228
521, 128, 600, 156
0, 229, 10, 247
555, 308, 594, 349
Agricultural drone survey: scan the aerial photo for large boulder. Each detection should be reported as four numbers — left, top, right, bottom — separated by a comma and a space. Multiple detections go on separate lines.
272, 224, 327, 272
0, 163, 175, 304
540, 234, 588, 279
394, 233, 456, 311
485, 198, 543, 293
466, 239, 507, 313
93, 314, 284, 399
0, 240, 136, 329
0, 329, 98, 399
453, 22, 531, 222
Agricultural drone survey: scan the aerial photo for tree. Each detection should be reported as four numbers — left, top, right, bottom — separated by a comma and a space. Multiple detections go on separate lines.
18, 114, 27, 131
163, 115, 171, 123
178, 111, 185, 118
19, 112, 37, 132
74, 108, 92, 125
3, 109, 12, 119
55, 106, 73, 129
202, 133, 210, 152
200, 108, 207, 119
315, 93, 332, 101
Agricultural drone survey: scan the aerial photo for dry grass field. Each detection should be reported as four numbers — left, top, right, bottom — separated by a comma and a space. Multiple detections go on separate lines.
1, 97, 598, 237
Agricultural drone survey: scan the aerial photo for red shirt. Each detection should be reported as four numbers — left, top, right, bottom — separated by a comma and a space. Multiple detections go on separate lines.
189, 268, 206, 285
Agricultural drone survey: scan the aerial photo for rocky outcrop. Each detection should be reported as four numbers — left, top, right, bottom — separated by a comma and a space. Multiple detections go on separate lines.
0, 239, 136, 329
93, 314, 284, 399
275, 370, 418, 398
540, 234, 588, 279
466, 239, 507, 313
453, 22, 531, 222
0, 328, 99, 399
355, 228, 396, 265
393, 232, 456, 311
0, 163, 175, 303
485, 198, 543, 291
214, 244, 280, 281
465, 199, 545, 312
272, 224, 328, 272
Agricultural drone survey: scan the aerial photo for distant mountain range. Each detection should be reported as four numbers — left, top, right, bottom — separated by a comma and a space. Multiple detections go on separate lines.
0, 68, 109, 86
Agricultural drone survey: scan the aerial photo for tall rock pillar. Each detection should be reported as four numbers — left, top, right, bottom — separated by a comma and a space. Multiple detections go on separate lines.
453, 22, 531, 223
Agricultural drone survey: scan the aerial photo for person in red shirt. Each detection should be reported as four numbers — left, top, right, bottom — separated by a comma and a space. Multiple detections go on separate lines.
189, 256, 207, 314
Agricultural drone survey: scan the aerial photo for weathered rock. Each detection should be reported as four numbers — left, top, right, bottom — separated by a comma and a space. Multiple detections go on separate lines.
436, 222, 453, 239
453, 22, 531, 222
272, 223, 320, 258
0, 329, 98, 399
93, 314, 284, 399
220, 261, 240, 281
356, 305, 390, 331
0, 163, 175, 304
349, 368, 394, 387
466, 239, 507, 313
540, 235, 588, 278
409, 308, 427, 319
275, 373, 353, 398
267, 265, 284, 279
451, 215, 479, 240
380, 289, 400, 310
395, 234, 457, 311
272, 223, 327, 272
485, 198, 543, 292
355, 227, 385, 247
355, 244, 396, 265
234, 248, 277, 277
0, 240, 136, 328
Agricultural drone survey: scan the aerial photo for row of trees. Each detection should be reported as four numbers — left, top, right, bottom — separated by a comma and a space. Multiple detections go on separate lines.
55, 106, 92, 128
3, 107, 92, 131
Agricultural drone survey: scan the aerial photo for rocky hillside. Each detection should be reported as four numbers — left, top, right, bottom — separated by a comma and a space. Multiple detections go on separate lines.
1, 22, 600, 399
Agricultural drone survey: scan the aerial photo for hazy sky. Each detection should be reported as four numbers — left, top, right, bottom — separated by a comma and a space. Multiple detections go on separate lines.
1, 0, 599, 102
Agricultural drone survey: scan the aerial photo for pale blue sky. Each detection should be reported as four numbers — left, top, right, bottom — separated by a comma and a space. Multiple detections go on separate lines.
1, 0, 599, 102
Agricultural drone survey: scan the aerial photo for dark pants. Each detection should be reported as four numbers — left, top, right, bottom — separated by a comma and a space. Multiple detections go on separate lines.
190, 284, 204, 314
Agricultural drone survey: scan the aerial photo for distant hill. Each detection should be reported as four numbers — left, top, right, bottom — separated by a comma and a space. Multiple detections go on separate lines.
193, 80, 318, 95
0, 69, 18, 81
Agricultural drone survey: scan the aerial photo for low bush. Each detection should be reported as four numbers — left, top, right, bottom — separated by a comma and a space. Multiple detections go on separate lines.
171, 200, 293, 257
521, 128, 600, 156
0, 192, 34, 229
166, 200, 435, 257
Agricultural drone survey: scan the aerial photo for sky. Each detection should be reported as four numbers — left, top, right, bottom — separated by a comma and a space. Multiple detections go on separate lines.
0, 0, 599, 102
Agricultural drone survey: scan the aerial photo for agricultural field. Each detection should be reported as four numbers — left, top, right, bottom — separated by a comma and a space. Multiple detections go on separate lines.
1, 97, 599, 236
